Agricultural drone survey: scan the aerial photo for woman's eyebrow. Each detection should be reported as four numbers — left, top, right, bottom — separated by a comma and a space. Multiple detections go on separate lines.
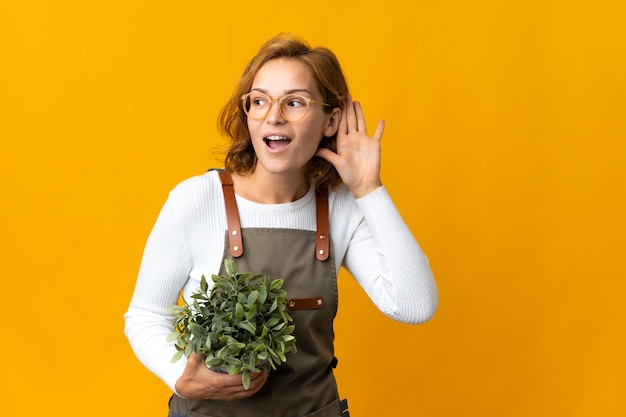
285, 88, 313, 95
250, 87, 313, 96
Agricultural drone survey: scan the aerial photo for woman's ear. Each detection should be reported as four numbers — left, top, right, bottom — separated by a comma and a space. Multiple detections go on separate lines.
323, 107, 341, 137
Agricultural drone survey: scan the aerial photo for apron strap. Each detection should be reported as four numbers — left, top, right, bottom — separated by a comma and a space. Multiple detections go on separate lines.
214, 169, 329, 262
215, 169, 244, 258
340, 398, 350, 416
315, 187, 330, 261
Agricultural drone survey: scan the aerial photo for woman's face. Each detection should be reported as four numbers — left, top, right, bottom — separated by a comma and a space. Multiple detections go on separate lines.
246, 57, 340, 181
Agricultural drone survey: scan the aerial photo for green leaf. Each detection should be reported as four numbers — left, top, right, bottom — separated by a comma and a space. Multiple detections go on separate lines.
231, 341, 246, 350
269, 279, 284, 292
224, 259, 236, 276
239, 320, 256, 335
246, 303, 258, 319
184, 342, 194, 357
235, 302, 244, 321
258, 283, 268, 304
166, 332, 180, 342
278, 324, 295, 336
266, 316, 280, 327
226, 361, 240, 375
190, 322, 206, 337
242, 371, 251, 390
171, 350, 184, 363
167, 305, 187, 315
282, 311, 294, 322
247, 290, 259, 306
216, 346, 229, 359
266, 346, 278, 360
271, 321, 286, 332
206, 356, 224, 367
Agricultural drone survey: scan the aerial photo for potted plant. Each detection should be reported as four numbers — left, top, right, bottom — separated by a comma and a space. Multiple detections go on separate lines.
167, 259, 297, 389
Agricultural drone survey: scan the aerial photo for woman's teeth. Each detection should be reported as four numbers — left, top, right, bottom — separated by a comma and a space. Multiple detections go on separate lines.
265, 135, 289, 141
264, 135, 292, 148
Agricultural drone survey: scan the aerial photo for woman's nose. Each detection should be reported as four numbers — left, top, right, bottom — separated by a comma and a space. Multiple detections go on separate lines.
265, 100, 286, 124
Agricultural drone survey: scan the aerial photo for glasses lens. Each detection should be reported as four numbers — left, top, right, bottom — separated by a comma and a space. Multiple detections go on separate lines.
244, 92, 270, 119
279, 94, 309, 121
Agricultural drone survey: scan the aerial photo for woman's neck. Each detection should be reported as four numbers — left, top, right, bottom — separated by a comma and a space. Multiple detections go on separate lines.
231, 171, 310, 204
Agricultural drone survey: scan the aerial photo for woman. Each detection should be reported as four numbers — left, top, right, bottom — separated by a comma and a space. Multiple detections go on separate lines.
124, 33, 438, 417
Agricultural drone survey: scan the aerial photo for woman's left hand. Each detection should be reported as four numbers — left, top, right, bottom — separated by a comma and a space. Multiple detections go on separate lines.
316, 96, 384, 198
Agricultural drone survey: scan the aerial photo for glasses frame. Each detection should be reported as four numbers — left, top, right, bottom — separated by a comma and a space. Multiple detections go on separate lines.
241, 91, 333, 122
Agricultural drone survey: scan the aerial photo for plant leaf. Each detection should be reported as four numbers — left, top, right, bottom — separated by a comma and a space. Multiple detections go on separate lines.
247, 290, 259, 306
271, 321, 286, 332
235, 302, 244, 321
225, 259, 236, 276
242, 371, 251, 390
171, 350, 184, 363
167, 305, 187, 315
268, 298, 278, 314
269, 279, 284, 292
261, 324, 269, 338
190, 322, 206, 337
239, 320, 256, 335
258, 283, 268, 304
247, 302, 258, 319
206, 356, 224, 367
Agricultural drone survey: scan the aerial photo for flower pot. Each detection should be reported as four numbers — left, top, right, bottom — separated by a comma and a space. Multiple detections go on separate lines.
208, 364, 228, 374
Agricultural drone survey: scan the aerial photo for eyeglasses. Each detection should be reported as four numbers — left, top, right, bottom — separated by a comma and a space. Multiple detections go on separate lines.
242, 91, 332, 122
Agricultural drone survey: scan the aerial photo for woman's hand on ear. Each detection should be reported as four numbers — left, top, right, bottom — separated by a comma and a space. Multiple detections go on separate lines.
316, 96, 384, 198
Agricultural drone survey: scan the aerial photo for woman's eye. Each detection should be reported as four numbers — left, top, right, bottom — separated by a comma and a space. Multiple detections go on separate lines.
286, 97, 306, 107
252, 97, 267, 106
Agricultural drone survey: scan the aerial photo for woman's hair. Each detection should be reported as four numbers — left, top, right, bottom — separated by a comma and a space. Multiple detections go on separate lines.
218, 33, 349, 189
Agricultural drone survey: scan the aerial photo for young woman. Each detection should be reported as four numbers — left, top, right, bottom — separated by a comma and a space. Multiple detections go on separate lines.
124, 33, 438, 417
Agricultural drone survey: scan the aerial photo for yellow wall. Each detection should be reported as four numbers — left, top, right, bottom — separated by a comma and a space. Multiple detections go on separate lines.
2, 1, 625, 416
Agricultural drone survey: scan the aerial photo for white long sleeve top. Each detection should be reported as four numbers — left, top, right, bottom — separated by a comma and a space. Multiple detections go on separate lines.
124, 170, 437, 392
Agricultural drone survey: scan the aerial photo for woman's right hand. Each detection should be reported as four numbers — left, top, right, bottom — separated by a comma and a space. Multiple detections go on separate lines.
174, 352, 268, 400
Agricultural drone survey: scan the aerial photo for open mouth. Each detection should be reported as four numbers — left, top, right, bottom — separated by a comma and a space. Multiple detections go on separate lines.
264, 135, 292, 151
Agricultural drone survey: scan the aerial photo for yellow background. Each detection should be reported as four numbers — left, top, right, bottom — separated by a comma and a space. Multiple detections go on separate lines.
2, 1, 625, 416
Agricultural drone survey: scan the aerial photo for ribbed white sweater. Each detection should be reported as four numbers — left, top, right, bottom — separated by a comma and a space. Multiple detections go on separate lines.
124, 170, 437, 392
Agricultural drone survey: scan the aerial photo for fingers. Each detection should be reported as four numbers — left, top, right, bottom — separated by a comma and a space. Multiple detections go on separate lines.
341, 96, 371, 134
353, 100, 367, 133
339, 97, 349, 135
373, 119, 385, 141
342, 96, 359, 134
345, 96, 358, 133
221, 369, 268, 399
315, 147, 339, 166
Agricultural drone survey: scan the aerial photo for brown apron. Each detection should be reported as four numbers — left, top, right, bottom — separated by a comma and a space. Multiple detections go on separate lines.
169, 170, 348, 417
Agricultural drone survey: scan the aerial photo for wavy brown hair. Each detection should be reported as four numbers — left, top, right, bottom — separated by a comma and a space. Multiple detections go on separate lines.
218, 33, 349, 189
